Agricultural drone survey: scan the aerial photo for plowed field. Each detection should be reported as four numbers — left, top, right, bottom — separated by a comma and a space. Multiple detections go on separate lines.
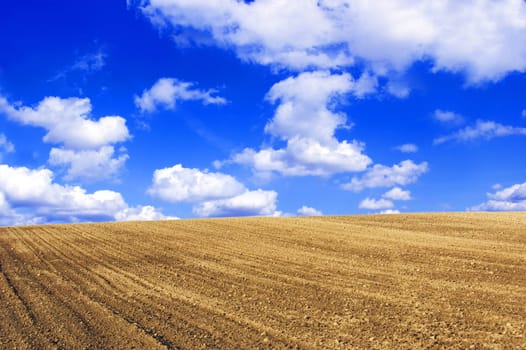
0, 213, 525, 349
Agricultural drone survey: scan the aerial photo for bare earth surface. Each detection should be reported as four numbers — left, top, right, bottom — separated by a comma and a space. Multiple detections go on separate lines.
0, 213, 525, 349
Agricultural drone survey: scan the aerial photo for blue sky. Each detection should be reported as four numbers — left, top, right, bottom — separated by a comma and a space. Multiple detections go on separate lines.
0, 0, 525, 224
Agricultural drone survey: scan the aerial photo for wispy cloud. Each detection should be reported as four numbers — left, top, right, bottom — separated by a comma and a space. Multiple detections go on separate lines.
50, 50, 107, 81
434, 120, 526, 144
433, 109, 465, 125
72, 51, 106, 72
0, 134, 15, 154
135, 78, 227, 113
395, 143, 418, 153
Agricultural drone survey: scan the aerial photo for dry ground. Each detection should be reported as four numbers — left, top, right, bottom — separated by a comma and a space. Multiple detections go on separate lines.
0, 213, 525, 349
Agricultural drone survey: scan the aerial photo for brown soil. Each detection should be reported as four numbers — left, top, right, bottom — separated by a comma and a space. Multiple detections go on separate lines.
0, 213, 525, 349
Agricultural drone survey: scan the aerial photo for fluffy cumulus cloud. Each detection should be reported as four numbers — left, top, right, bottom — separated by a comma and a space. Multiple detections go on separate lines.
227, 71, 372, 177
0, 164, 126, 222
264, 71, 369, 141
383, 187, 412, 201
0, 97, 129, 149
0, 164, 173, 225
138, 0, 526, 82
297, 206, 323, 216
135, 78, 227, 113
115, 205, 178, 221
148, 164, 280, 217
138, 0, 353, 70
232, 138, 370, 177
49, 146, 129, 181
395, 143, 418, 153
434, 120, 526, 144
379, 209, 401, 214
148, 164, 246, 202
193, 189, 279, 217
0, 96, 130, 180
344, 160, 428, 192
0, 192, 35, 226
359, 197, 394, 210
358, 187, 411, 212
469, 182, 526, 211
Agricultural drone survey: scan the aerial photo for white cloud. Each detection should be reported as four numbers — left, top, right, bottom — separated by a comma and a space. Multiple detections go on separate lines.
359, 197, 394, 210
148, 163, 281, 218
193, 189, 279, 217
395, 143, 418, 153
228, 71, 372, 177
264, 71, 360, 141
115, 205, 179, 221
358, 186, 411, 212
148, 164, 246, 202
0, 164, 127, 222
0, 96, 130, 181
72, 51, 106, 73
0, 96, 129, 149
379, 209, 401, 214
233, 138, 370, 177
49, 50, 107, 82
0, 164, 174, 224
0, 134, 15, 154
383, 187, 412, 201
49, 146, 129, 181
0, 192, 36, 226
434, 120, 526, 144
139, 0, 526, 82
488, 183, 526, 202
522, 109, 526, 118
470, 200, 526, 211
343, 160, 428, 192
135, 78, 227, 113
351, 72, 379, 98
433, 109, 464, 125
139, 0, 353, 70
386, 81, 410, 98
469, 182, 526, 211
297, 206, 323, 216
